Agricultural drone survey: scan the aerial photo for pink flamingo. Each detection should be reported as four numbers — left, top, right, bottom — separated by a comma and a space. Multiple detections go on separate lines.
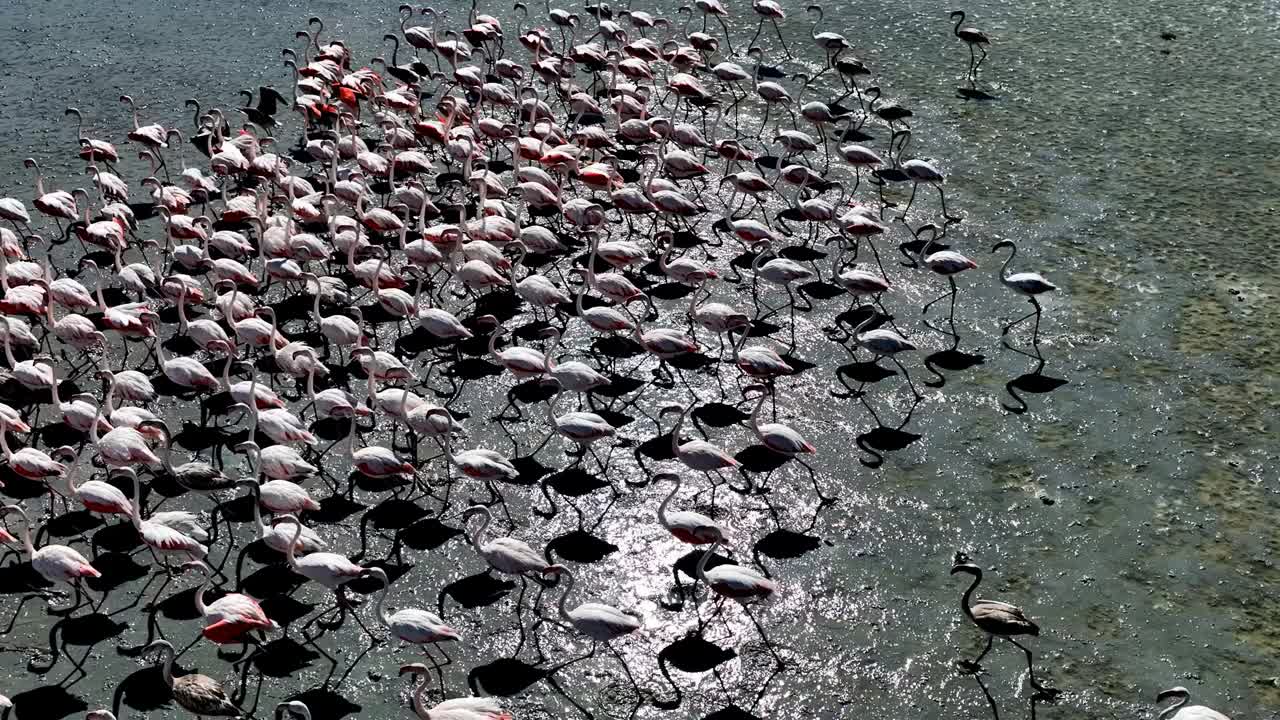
1, 504, 100, 612
183, 560, 279, 644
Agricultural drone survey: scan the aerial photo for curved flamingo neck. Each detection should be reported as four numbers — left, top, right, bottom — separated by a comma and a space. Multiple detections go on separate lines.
126, 471, 145, 530
220, 350, 235, 391
89, 396, 107, 445
156, 643, 176, 687
305, 361, 317, 405
9, 507, 36, 558
374, 572, 392, 628
998, 244, 1016, 283
284, 518, 303, 568
246, 373, 260, 439
468, 507, 492, 551
668, 408, 686, 456
657, 477, 681, 529
156, 424, 176, 476
487, 328, 504, 361
853, 312, 875, 337
732, 325, 750, 361
959, 568, 981, 620
749, 390, 767, 437
308, 277, 323, 322
413, 672, 432, 719
194, 567, 211, 617
248, 484, 268, 539
555, 567, 576, 623
1157, 695, 1188, 720
695, 540, 720, 583
176, 290, 191, 332
64, 454, 82, 495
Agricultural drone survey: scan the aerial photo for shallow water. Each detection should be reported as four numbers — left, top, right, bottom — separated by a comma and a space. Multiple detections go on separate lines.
0, 1, 1278, 719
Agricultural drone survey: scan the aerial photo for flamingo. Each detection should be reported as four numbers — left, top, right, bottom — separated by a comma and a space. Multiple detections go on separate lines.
1, 504, 100, 611
542, 377, 616, 456
1155, 688, 1232, 720
23, 158, 77, 228
916, 224, 977, 316
119, 468, 209, 565
951, 559, 1056, 695
275, 514, 374, 627
58, 446, 131, 517
240, 481, 326, 556
485, 316, 547, 378
401, 663, 512, 720
155, 337, 221, 392
244, 372, 317, 446
90, 398, 163, 469
0, 414, 66, 480
696, 540, 784, 664
235, 443, 320, 514
655, 472, 726, 545
183, 560, 280, 644
143, 640, 242, 719
660, 403, 740, 477
542, 563, 644, 695
851, 312, 921, 399
366, 567, 460, 690
950, 11, 991, 82
992, 240, 1056, 337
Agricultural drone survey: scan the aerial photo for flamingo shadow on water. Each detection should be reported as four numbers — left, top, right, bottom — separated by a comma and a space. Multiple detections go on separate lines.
436, 570, 517, 615
1000, 339, 1067, 415
750, 499, 828, 579
854, 393, 924, 469
922, 313, 985, 388
956, 85, 999, 101
697, 644, 787, 720
8, 684, 89, 720
109, 663, 171, 717
28, 612, 129, 687
651, 631, 737, 711
115, 581, 201, 659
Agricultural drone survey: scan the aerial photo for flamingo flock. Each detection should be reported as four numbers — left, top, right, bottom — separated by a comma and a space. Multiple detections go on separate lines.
0, 3, 1228, 720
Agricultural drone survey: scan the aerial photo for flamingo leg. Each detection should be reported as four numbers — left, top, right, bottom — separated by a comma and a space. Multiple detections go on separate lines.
771, 20, 791, 58
747, 18, 765, 54
606, 642, 648, 710
889, 355, 922, 400
1007, 638, 1057, 696
965, 633, 994, 667
740, 602, 785, 667
937, 182, 960, 222
898, 181, 920, 220
1003, 299, 1041, 335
